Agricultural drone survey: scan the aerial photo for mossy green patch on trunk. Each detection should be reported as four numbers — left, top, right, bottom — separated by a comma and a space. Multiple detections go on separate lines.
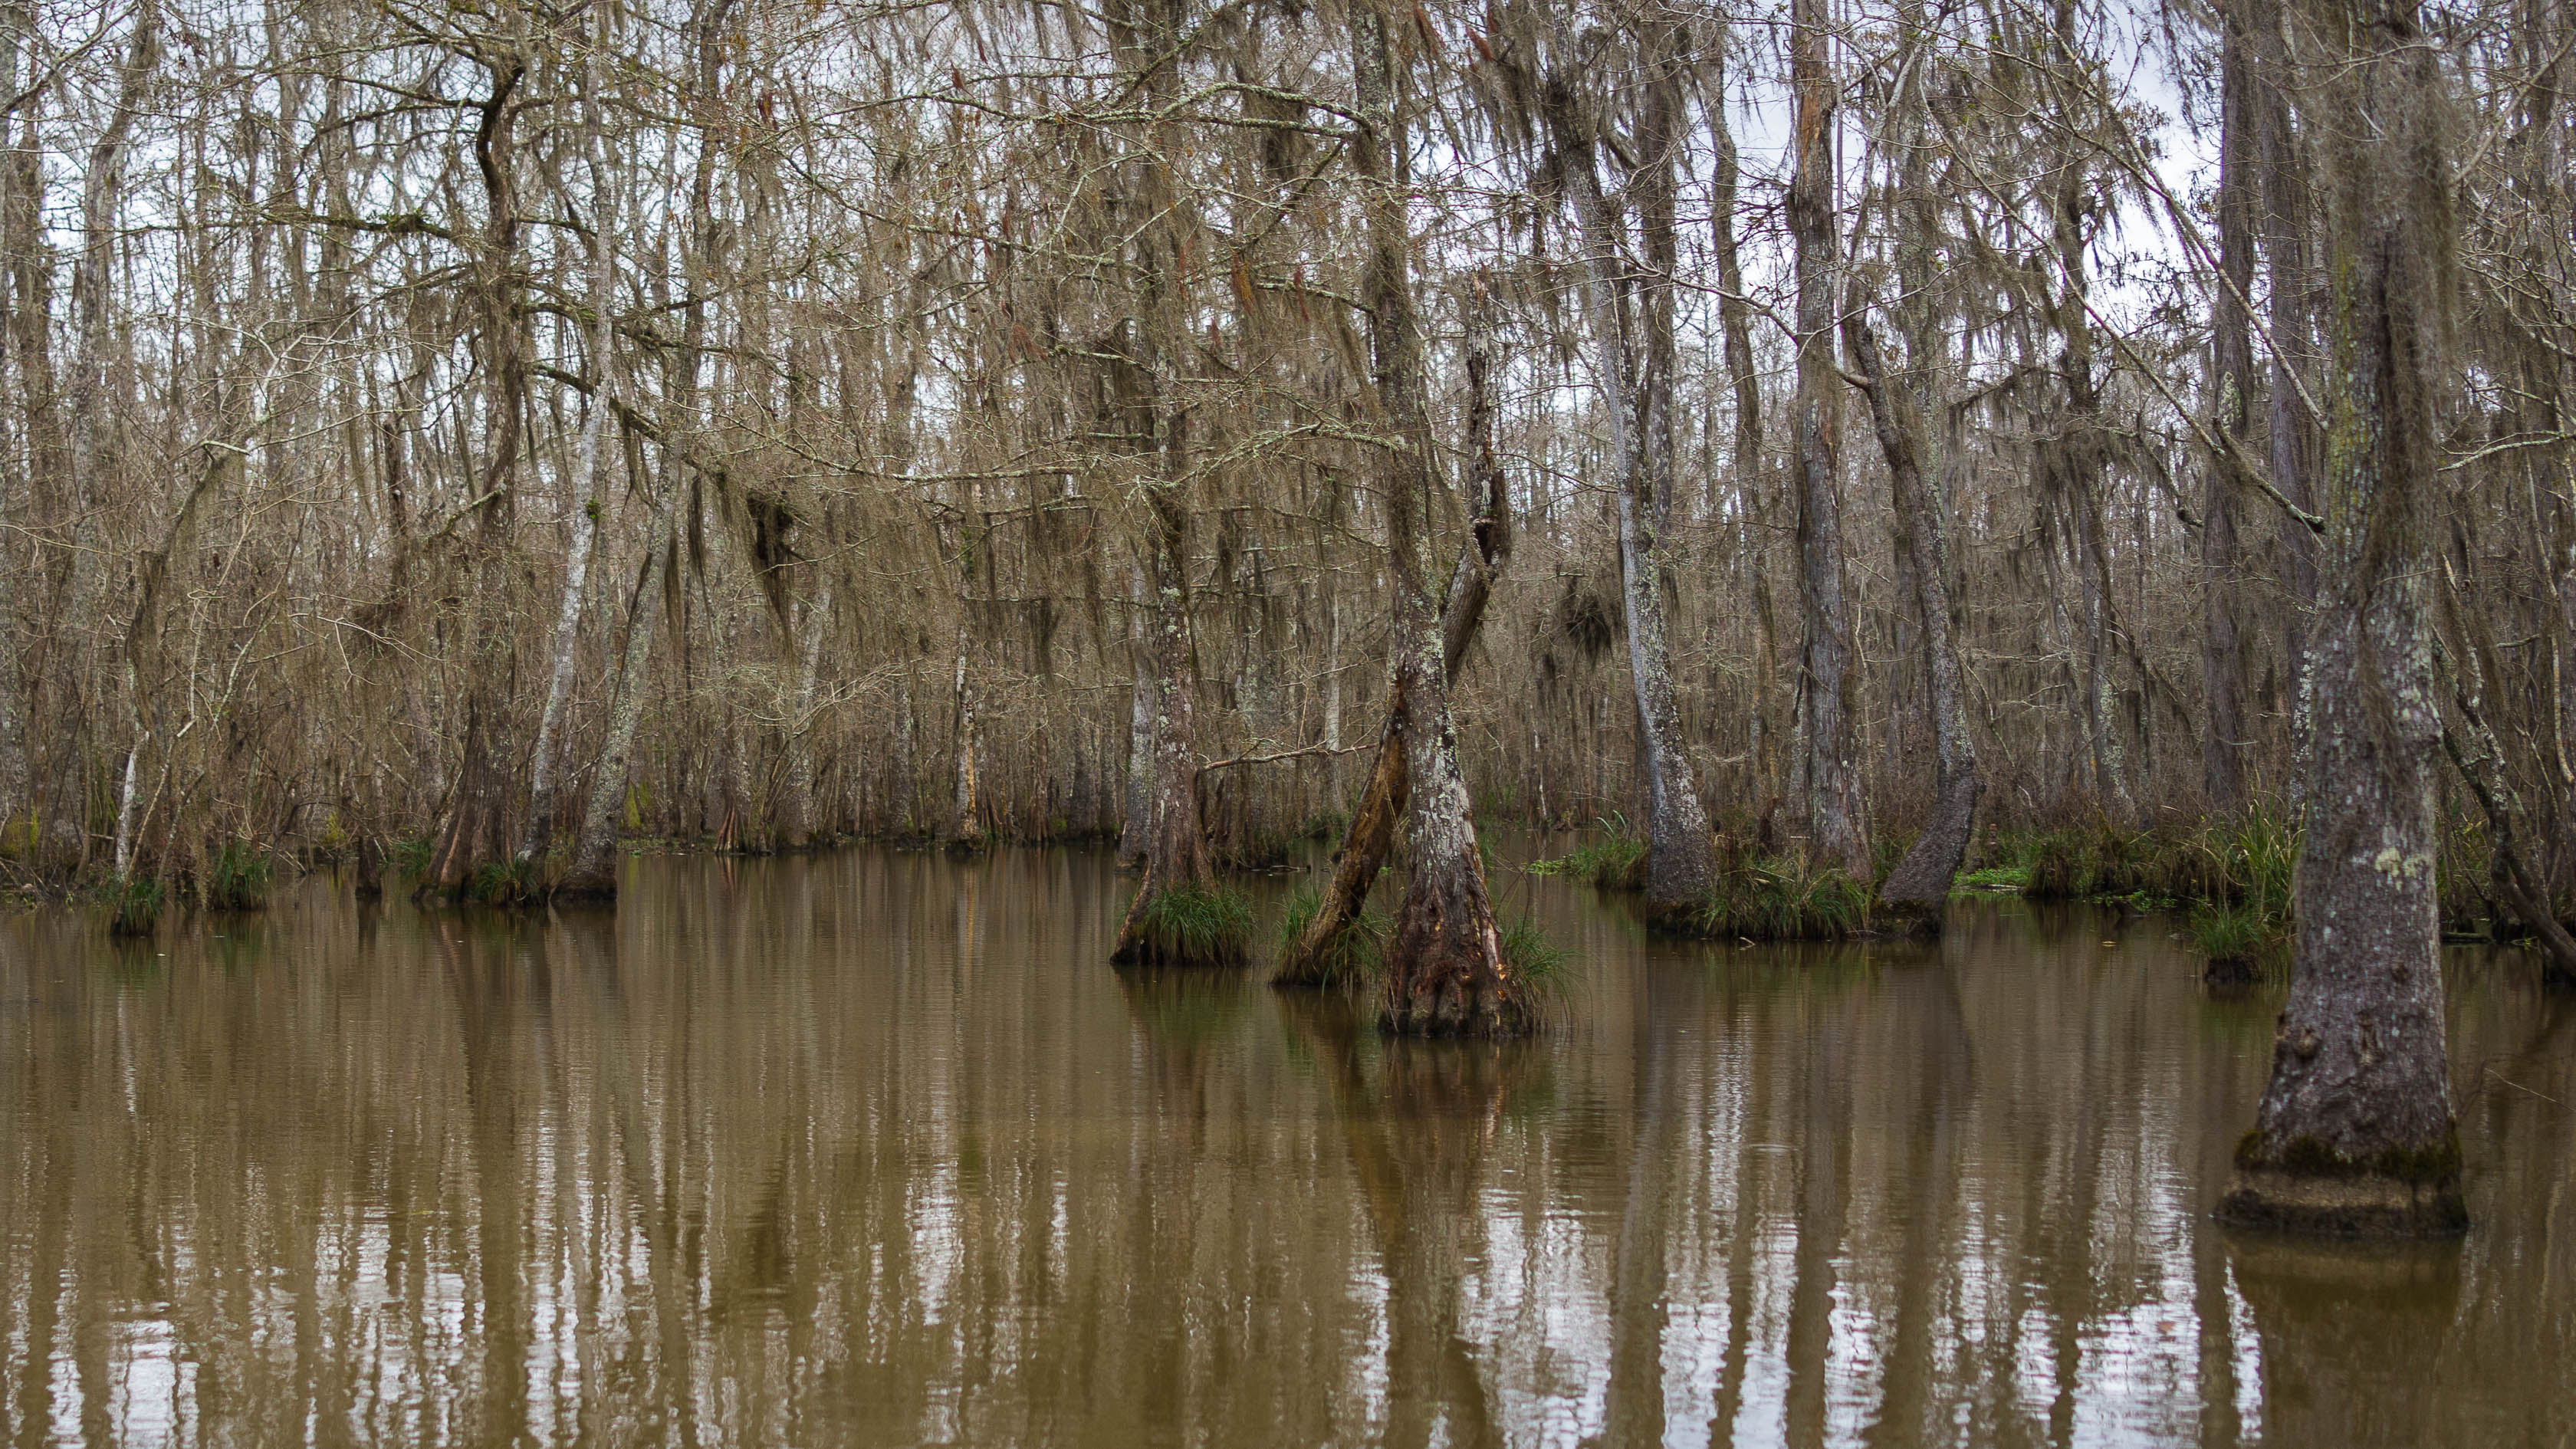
2235, 1126, 2463, 1185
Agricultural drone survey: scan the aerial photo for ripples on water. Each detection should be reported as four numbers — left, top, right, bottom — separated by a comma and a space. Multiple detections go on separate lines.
1, 846, 2569, 1447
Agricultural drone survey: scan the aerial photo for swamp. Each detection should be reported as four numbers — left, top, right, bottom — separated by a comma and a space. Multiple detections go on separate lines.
4, 0, 2576, 1438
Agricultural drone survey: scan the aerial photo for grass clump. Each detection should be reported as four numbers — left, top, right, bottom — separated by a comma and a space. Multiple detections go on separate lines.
1691, 855, 1875, 941
1274, 884, 1388, 986
386, 833, 434, 878
460, 856, 546, 908
202, 843, 274, 911
1952, 863, 2032, 893
2190, 902, 2287, 969
1499, 914, 1570, 993
1126, 880, 1255, 967
104, 873, 165, 936
1530, 816, 1648, 892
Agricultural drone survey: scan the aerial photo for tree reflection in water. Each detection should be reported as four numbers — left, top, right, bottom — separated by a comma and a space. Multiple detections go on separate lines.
0, 848, 2568, 1447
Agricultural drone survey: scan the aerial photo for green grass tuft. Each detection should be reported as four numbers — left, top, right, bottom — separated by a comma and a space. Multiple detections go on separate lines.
1126, 880, 1255, 967
386, 834, 434, 877
1530, 817, 1648, 892
460, 856, 544, 908
1691, 856, 1875, 941
1498, 914, 1570, 993
202, 843, 273, 912
1274, 884, 1387, 985
1952, 863, 2032, 894
2190, 902, 2286, 967
104, 873, 165, 937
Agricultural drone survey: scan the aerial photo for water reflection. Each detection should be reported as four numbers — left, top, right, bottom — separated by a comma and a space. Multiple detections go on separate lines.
2, 849, 2570, 1447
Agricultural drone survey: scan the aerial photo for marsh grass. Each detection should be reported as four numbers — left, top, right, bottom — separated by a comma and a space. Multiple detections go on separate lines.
1127, 880, 1255, 967
2009, 804, 2301, 966
1274, 884, 1388, 986
1529, 816, 1648, 892
104, 872, 164, 936
201, 843, 274, 912
1952, 863, 2033, 893
1499, 914, 1570, 992
2190, 902, 2285, 971
461, 856, 547, 908
1691, 854, 1875, 941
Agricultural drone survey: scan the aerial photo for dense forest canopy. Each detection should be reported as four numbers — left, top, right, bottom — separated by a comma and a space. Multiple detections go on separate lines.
0, 0, 2567, 962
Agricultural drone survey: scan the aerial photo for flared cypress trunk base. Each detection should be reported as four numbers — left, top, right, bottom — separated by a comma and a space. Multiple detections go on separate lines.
1641, 895, 1707, 937
2202, 955, 2259, 987
1378, 968, 1533, 1038
2217, 1165, 2466, 1237
1879, 774, 1982, 912
2219, 1129, 2466, 1237
1874, 897, 1944, 939
1378, 866, 1532, 1039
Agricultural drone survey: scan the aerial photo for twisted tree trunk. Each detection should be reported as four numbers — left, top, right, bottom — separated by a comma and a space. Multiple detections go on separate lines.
1351, 0, 1523, 1036
1273, 290, 1509, 990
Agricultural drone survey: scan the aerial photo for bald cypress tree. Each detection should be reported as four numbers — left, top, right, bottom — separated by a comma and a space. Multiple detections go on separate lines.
2220, 0, 2465, 1237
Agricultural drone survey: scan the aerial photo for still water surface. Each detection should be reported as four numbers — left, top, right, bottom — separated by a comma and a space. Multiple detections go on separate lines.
3, 846, 2571, 1447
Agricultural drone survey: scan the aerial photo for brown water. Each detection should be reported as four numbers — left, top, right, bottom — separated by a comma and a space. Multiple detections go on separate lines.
2, 847, 2571, 1448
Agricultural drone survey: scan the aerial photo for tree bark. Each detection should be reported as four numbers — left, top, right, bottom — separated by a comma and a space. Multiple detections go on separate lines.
0, 0, 42, 836
560, 428, 673, 900
1789, 0, 1868, 876
1108, 0, 1225, 966
1273, 317, 1508, 987
521, 34, 617, 861
1552, 48, 1717, 925
2220, 0, 2464, 1237
424, 52, 531, 895
1845, 307, 1978, 912
2205, 0, 2259, 814
1119, 562, 1153, 866
1349, 0, 1525, 1037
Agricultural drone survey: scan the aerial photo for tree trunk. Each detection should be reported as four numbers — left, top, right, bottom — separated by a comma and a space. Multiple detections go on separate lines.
2204, 0, 2259, 813
1552, 50, 1716, 925
780, 585, 831, 847
0, 0, 39, 836
1789, 0, 1868, 876
1107, 0, 1227, 966
1119, 562, 1152, 866
560, 430, 673, 900
1109, 498, 1224, 964
1275, 281, 1510, 990
1844, 307, 1978, 912
521, 39, 617, 861
424, 55, 530, 896
2220, 0, 2463, 1237
1349, 0, 1525, 1037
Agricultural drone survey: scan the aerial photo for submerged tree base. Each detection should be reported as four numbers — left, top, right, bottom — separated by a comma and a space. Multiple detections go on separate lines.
1378, 975, 1536, 1038
2219, 1132, 2467, 1238
1112, 882, 1254, 969
2218, 1167, 2467, 1237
